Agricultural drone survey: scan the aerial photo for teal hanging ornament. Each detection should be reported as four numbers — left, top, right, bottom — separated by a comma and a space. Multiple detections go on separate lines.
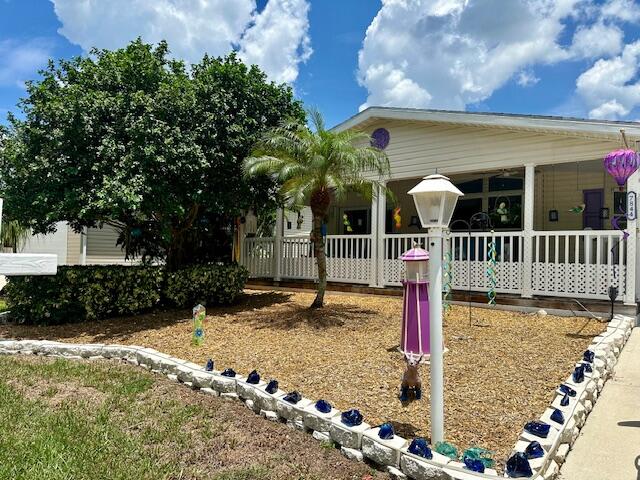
486, 232, 497, 306
443, 248, 453, 314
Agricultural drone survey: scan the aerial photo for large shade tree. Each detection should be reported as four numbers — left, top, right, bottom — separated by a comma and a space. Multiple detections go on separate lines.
244, 111, 391, 308
0, 39, 305, 270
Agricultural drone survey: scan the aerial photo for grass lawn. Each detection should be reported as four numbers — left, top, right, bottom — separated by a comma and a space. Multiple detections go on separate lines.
0, 355, 382, 480
0, 290, 606, 471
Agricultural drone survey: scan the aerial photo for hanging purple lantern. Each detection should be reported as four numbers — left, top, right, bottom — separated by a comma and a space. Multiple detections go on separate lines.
603, 149, 639, 191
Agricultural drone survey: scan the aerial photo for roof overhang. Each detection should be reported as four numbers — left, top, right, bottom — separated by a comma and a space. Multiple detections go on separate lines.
332, 106, 640, 141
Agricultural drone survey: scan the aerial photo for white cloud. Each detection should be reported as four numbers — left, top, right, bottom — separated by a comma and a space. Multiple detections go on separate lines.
576, 41, 640, 119
571, 21, 624, 59
51, 0, 311, 83
517, 70, 540, 87
357, 0, 577, 111
601, 0, 640, 22
239, 0, 311, 84
0, 38, 53, 88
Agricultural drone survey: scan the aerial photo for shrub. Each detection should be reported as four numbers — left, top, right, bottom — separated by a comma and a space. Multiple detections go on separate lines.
5, 263, 247, 325
5, 266, 164, 325
163, 263, 248, 307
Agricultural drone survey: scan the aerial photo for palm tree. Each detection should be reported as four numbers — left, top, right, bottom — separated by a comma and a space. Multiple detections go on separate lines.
1, 218, 30, 253
244, 110, 391, 308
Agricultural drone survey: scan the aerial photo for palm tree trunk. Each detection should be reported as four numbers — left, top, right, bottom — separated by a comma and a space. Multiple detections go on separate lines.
310, 212, 327, 308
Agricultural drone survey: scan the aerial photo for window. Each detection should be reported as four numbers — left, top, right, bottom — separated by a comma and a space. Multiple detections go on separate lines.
451, 198, 483, 230
489, 176, 523, 192
456, 178, 483, 194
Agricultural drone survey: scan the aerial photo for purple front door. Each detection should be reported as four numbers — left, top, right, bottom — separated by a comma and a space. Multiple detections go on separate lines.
583, 189, 604, 230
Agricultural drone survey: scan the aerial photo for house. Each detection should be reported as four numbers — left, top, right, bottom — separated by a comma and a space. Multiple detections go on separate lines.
19, 223, 131, 266
242, 107, 640, 308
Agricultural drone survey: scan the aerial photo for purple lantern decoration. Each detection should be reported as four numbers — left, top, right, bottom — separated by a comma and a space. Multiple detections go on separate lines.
603, 148, 639, 191
371, 128, 390, 150
604, 148, 639, 242
400, 245, 431, 362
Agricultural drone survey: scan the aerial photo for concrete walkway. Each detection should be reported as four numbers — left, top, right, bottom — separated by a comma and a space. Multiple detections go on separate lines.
560, 328, 640, 480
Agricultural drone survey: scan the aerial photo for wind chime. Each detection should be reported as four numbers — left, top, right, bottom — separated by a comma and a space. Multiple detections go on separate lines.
602, 131, 640, 314
486, 231, 497, 306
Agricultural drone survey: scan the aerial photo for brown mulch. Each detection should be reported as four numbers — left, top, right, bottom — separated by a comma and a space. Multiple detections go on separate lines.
0, 290, 605, 470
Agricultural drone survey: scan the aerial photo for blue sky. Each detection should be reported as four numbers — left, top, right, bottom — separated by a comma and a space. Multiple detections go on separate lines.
1, 0, 640, 128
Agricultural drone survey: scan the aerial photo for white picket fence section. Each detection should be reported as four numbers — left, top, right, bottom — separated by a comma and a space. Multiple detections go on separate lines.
449, 232, 524, 294
242, 237, 275, 278
281, 235, 373, 284
531, 231, 626, 300
241, 229, 632, 301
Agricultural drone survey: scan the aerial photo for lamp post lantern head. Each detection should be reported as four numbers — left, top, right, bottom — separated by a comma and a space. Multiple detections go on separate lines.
408, 174, 463, 229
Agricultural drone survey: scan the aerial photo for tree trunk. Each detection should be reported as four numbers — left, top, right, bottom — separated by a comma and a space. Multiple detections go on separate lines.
310, 212, 327, 308
309, 187, 331, 308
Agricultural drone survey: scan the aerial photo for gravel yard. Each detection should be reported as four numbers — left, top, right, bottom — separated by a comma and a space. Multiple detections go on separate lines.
0, 289, 605, 471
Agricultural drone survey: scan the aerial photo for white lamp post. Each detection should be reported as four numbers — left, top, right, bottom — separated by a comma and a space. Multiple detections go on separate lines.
408, 174, 463, 443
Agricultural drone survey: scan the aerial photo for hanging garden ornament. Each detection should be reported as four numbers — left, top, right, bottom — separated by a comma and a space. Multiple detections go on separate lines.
442, 248, 453, 314
603, 148, 640, 191
486, 232, 497, 306
370, 128, 390, 150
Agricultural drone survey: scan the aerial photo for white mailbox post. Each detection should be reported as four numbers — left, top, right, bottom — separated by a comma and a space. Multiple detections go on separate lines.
0, 198, 58, 276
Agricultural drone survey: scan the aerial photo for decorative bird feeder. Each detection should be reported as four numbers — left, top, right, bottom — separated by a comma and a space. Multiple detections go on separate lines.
400, 245, 431, 362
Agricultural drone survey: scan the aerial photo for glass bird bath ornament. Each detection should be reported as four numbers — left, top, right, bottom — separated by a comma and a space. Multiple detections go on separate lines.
192, 304, 206, 346
399, 245, 432, 403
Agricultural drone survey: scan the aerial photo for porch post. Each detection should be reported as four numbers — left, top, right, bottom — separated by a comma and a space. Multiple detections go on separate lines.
522, 164, 535, 298
624, 170, 639, 305
369, 185, 379, 287
80, 227, 88, 266
274, 208, 283, 282
377, 182, 387, 287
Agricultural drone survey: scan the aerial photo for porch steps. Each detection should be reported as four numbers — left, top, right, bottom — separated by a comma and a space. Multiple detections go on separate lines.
247, 279, 637, 318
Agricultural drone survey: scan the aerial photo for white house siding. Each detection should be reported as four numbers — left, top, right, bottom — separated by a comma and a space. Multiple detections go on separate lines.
358, 119, 621, 180
284, 207, 312, 236
19, 221, 68, 264
86, 225, 130, 265
66, 229, 82, 265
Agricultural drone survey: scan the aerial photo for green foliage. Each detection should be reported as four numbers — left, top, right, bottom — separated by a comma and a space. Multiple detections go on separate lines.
4, 263, 247, 325
5, 266, 164, 325
1, 39, 305, 270
0, 219, 30, 253
244, 108, 390, 209
163, 263, 248, 307
243, 109, 391, 307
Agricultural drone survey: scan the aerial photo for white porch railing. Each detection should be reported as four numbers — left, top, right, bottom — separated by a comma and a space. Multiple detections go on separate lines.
449, 232, 524, 294
248, 235, 374, 284
242, 237, 275, 278
531, 231, 626, 300
241, 229, 633, 302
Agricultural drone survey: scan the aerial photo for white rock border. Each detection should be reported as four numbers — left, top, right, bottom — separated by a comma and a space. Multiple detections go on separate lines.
0, 314, 633, 480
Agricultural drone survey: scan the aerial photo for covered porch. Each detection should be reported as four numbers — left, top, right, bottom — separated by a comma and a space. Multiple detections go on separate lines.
241, 159, 639, 306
